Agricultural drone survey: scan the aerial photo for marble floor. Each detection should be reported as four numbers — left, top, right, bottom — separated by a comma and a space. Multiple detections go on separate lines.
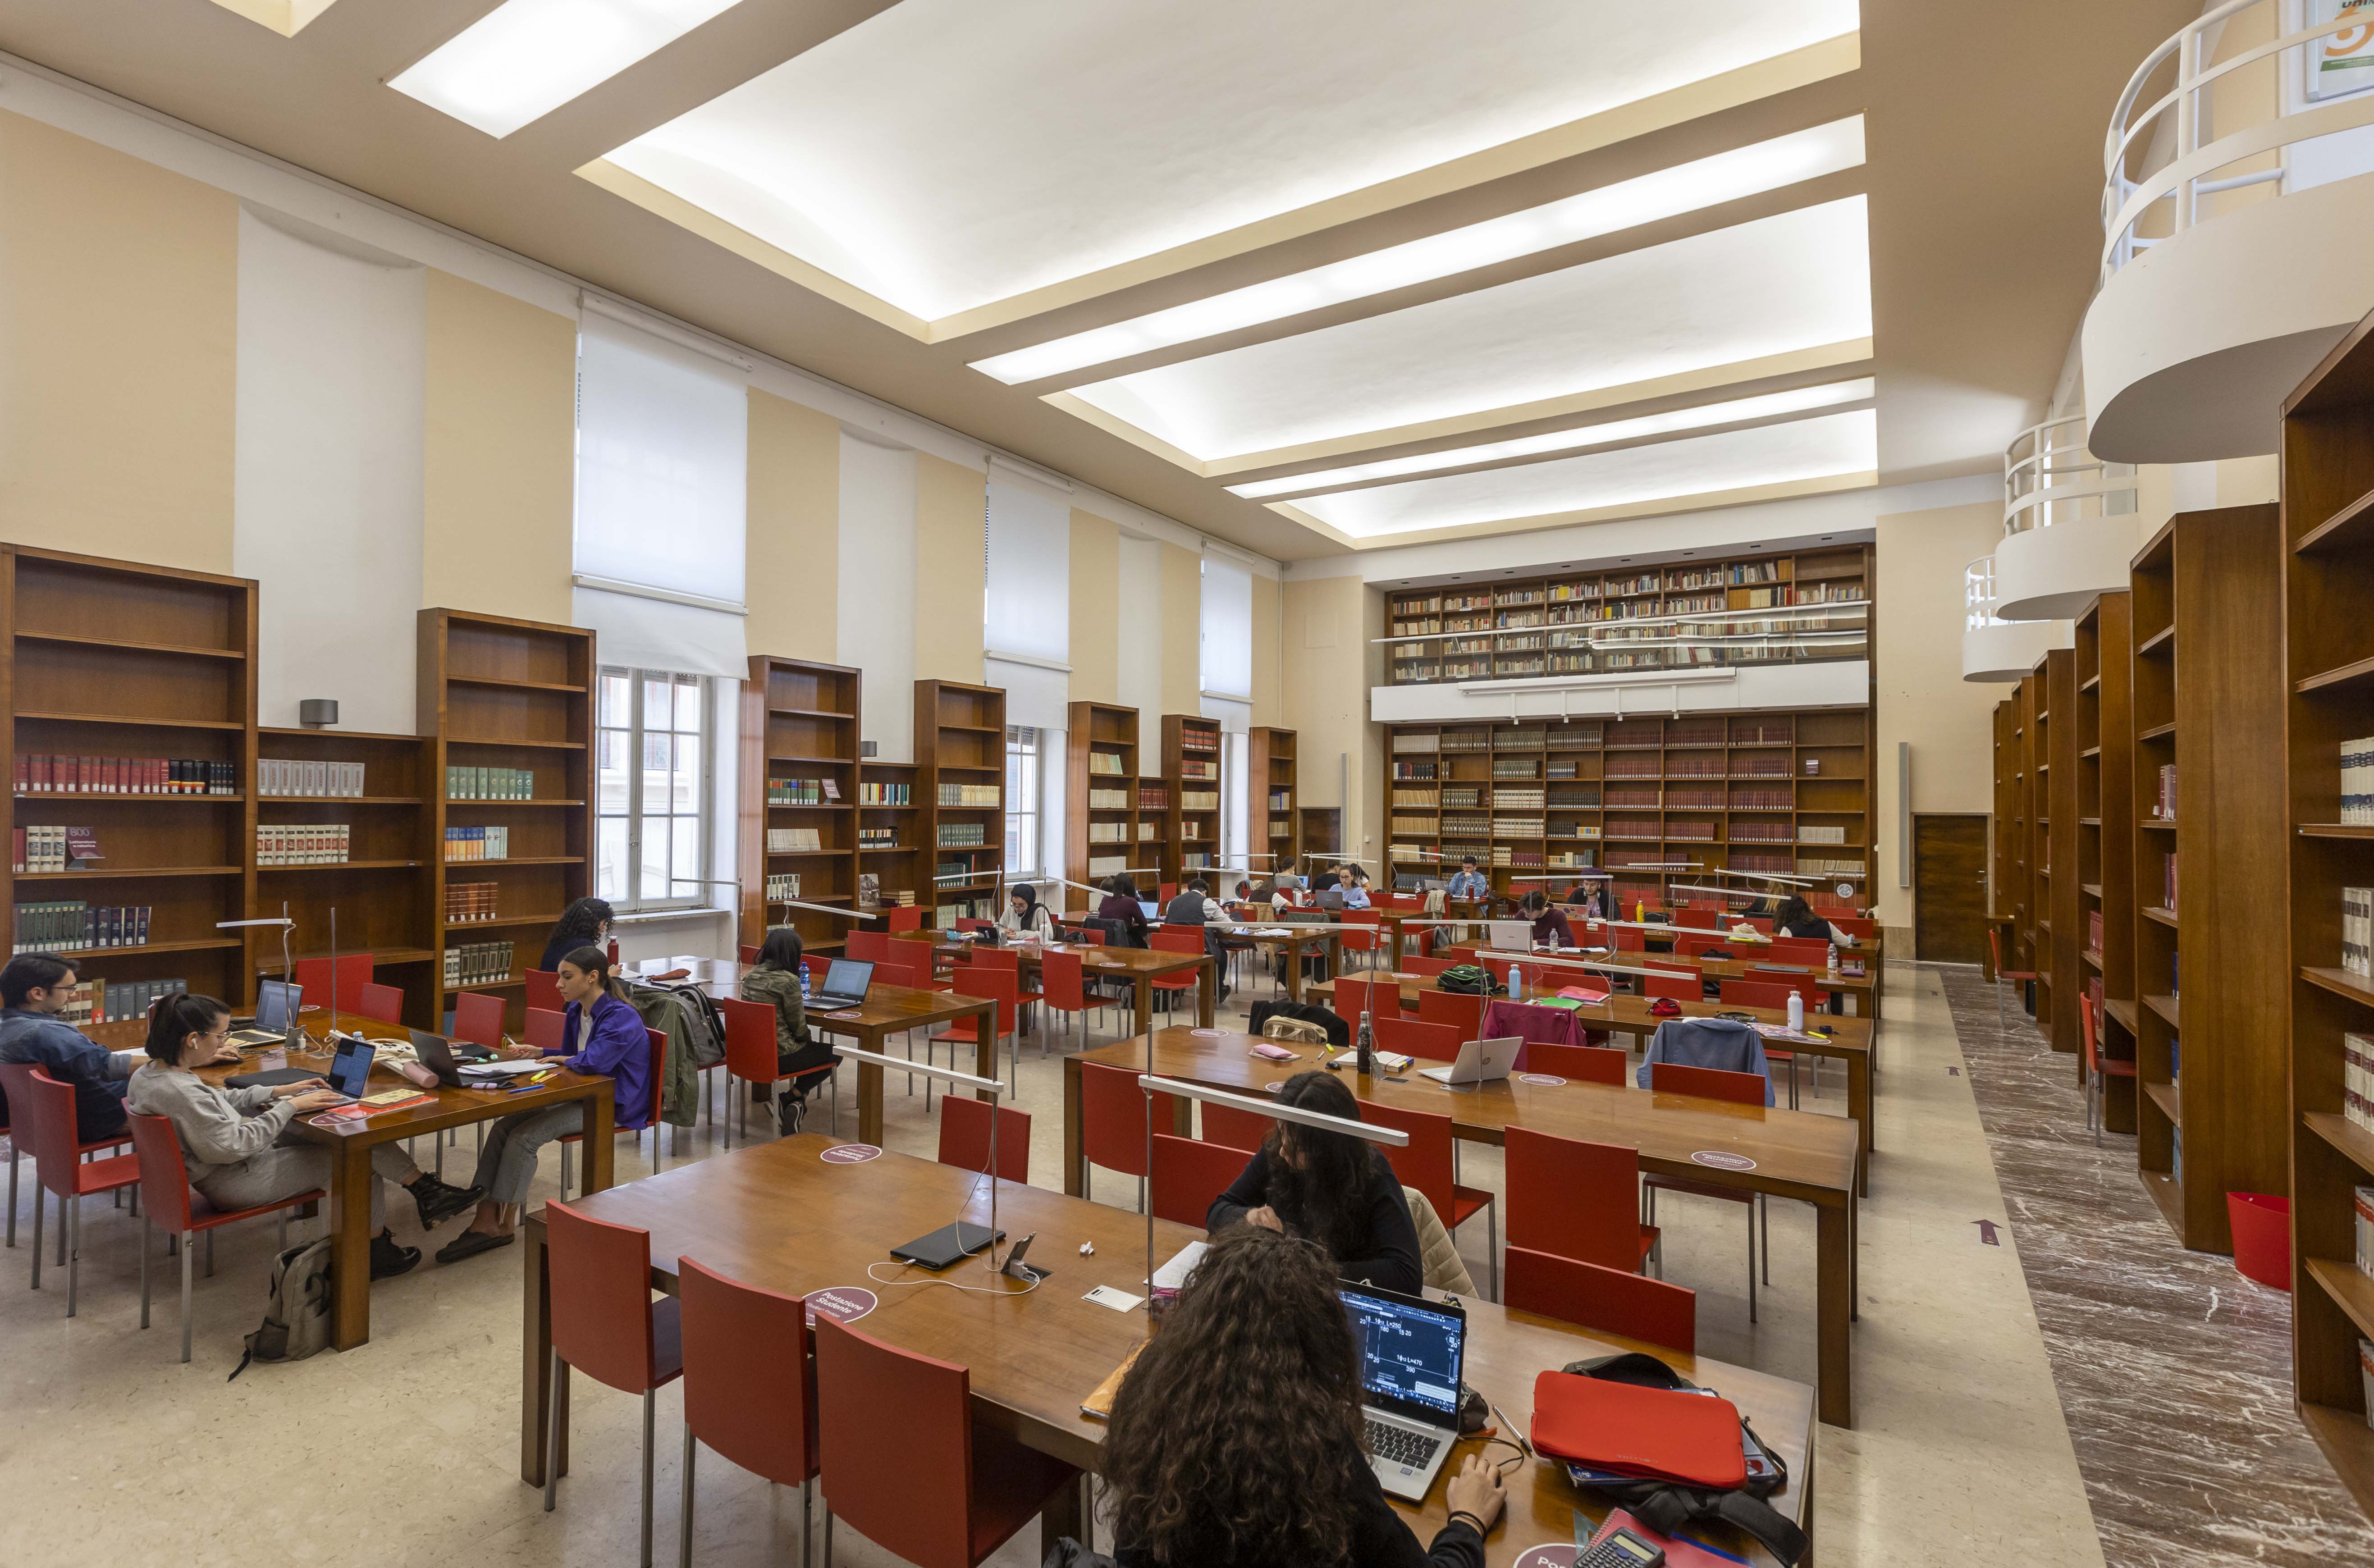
0, 962, 2149, 1568
1939, 966, 2374, 1567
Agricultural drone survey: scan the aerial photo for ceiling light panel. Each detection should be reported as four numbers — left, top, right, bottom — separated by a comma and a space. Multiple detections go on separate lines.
603, 0, 1859, 321
971, 119, 1865, 386
1225, 378, 1874, 498
1069, 197, 1871, 464
1290, 409, 1877, 538
391, 0, 748, 139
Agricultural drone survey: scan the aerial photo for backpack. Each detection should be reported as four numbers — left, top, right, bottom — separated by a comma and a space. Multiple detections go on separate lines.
1436, 964, 1503, 996
1262, 1015, 1330, 1046
229, 1235, 333, 1380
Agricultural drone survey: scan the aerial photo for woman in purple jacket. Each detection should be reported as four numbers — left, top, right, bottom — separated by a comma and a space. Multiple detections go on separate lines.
436, 945, 653, 1265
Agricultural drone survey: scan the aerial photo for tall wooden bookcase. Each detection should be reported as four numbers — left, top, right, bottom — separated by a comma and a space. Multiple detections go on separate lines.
856, 760, 920, 924
1, 546, 259, 1017
1250, 726, 1299, 882
418, 609, 594, 1031
2280, 310, 2374, 1509
2036, 646, 2080, 1054
2123, 508, 2289, 1251
916, 679, 1006, 928
1160, 714, 1223, 885
1066, 701, 1142, 893
739, 656, 861, 958
1989, 694, 2020, 981
2076, 592, 2137, 1131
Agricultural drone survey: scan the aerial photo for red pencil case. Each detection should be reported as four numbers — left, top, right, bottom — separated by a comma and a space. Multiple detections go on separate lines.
1528, 1368, 1747, 1489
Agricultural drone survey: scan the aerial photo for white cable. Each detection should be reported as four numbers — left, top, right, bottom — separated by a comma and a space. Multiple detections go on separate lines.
865, 1259, 1043, 1297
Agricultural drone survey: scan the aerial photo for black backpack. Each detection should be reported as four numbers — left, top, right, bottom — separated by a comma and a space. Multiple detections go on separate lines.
1436, 964, 1503, 996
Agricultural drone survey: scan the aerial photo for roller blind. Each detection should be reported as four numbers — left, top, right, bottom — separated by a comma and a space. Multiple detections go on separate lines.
984, 467, 1072, 729
1199, 549, 1253, 701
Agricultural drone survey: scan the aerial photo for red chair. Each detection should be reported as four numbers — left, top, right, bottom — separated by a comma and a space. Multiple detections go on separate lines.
967, 945, 1044, 1014
1673, 934, 1726, 959
1361, 1101, 1498, 1299
954, 917, 989, 934
9, 1066, 138, 1311
353, 981, 404, 1025
738, 944, 761, 965
845, 929, 891, 964
128, 1112, 320, 1361
1765, 937, 1831, 965
1611, 926, 1646, 952
1830, 915, 1877, 941
937, 1095, 1032, 1184
932, 969, 1020, 1097
1148, 928, 1206, 1019
525, 1006, 566, 1054
2081, 994, 2134, 1146
1987, 927, 2037, 1027
1080, 1059, 1185, 1211
1504, 1246, 1695, 1354
812, 1314, 1079, 1568
1505, 1125, 1658, 1274
1641, 969, 1701, 1002
1150, 1133, 1249, 1228
1404, 955, 1454, 978
677, 1256, 819, 1568
1738, 916, 1774, 935
1373, 1016, 1461, 1064
1157, 882, 1178, 904
1036, 947, 1107, 1051
525, 968, 561, 1014
1339, 909, 1384, 969
1437, 945, 1478, 965
1416, 988, 1483, 1040
880, 947, 950, 993
1330, 975, 1402, 1024
540, 1201, 684, 1561
1643, 1061, 1770, 1321
294, 952, 375, 1013
559, 1026, 668, 1195
453, 991, 507, 1049
1719, 979, 1793, 1011
1675, 909, 1720, 930
886, 904, 924, 933
0, 1060, 124, 1254
1524, 1042, 1627, 1084
1200, 1099, 1273, 1152
719, 995, 838, 1147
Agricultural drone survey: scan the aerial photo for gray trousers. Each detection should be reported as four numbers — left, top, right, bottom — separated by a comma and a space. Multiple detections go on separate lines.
469, 1102, 585, 1207
194, 1133, 413, 1230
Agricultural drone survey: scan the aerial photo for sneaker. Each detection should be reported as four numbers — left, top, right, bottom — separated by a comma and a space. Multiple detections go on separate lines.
408, 1176, 484, 1228
370, 1232, 422, 1279
435, 1228, 515, 1266
776, 1093, 806, 1137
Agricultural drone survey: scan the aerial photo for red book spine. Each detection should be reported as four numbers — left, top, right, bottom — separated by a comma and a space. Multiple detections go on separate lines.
11, 754, 22, 796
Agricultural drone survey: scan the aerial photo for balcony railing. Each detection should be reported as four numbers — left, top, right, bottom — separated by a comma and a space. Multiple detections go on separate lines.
1966, 557, 2004, 633
2004, 415, 2137, 534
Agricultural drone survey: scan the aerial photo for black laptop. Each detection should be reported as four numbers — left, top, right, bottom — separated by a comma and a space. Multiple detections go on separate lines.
810, 958, 875, 1009
409, 1029, 492, 1088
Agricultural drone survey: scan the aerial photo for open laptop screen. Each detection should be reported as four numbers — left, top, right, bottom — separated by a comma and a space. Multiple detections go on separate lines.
254, 979, 299, 1032
817, 958, 873, 999
1342, 1284, 1464, 1425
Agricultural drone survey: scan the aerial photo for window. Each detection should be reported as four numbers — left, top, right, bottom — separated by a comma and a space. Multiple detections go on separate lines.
1005, 725, 1042, 879
597, 667, 713, 911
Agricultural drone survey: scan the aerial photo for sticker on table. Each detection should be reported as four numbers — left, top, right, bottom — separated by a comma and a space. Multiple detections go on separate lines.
804, 1286, 878, 1326
1262, 1081, 1284, 1094
1690, 1150, 1758, 1172
818, 1009, 863, 1021
1517, 1073, 1567, 1087
1189, 1028, 1225, 1038
819, 1143, 883, 1164
1510, 1546, 1577, 1568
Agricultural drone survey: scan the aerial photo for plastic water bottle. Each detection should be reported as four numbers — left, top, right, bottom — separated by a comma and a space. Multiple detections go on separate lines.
1510, 965, 1525, 1002
798, 957, 812, 1002
1786, 989, 1805, 1032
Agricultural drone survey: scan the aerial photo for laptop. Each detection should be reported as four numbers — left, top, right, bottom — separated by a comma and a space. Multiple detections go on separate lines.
1343, 1281, 1468, 1501
1417, 1035, 1523, 1087
314, 1033, 377, 1102
229, 979, 301, 1046
1488, 919, 1535, 951
409, 1030, 491, 1087
1138, 899, 1161, 921
810, 957, 875, 1010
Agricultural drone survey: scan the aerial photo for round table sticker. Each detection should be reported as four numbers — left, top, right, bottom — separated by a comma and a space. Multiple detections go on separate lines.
819, 1143, 883, 1164
819, 1009, 862, 1021
1511, 1546, 1578, 1568
1189, 1028, 1225, 1038
1262, 1081, 1284, 1094
1691, 1150, 1758, 1172
1517, 1073, 1567, 1087
804, 1286, 878, 1326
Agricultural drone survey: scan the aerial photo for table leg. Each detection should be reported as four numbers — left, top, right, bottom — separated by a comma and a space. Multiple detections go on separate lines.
329, 1136, 375, 1351
583, 1086, 616, 1194
1327, 935, 1342, 981
1847, 1051, 1872, 1196
856, 1055, 885, 1146
1388, 923, 1406, 969
972, 998, 997, 1085
1062, 1056, 1084, 1197
1283, 942, 1305, 1002
1040, 1471, 1090, 1557
1197, 959, 1216, 1027
1134, 976, 1153, 1042
1816, 1197, 1853, 1428
519, 1211, 568, 1486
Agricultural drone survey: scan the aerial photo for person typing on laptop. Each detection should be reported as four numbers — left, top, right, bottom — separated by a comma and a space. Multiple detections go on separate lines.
1207, 1071, 1422, 1295
1100, 1225, 1503, 1568
738, 927, 841, 1135
1518, 889, 1576, 950
0, 954, 169, 1144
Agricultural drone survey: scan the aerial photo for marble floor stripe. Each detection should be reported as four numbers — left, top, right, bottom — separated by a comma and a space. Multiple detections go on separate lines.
1937, 965, 2374, 1567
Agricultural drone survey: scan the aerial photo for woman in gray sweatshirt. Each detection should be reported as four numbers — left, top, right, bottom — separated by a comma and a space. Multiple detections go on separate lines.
125, 993, 482, 1278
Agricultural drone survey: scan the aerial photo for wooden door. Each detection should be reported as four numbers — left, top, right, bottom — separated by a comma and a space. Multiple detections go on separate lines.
1914, 814, 1990, 963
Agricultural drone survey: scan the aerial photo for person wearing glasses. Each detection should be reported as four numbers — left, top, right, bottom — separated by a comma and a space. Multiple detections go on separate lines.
1444, 857, 1491, 902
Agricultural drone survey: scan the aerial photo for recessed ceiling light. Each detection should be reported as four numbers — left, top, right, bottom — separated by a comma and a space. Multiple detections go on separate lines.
391, 0, 747, 139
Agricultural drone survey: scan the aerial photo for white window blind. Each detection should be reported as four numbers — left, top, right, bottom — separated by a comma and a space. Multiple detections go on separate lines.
984, 468, 1072, 729
1199, 549, 1253, 701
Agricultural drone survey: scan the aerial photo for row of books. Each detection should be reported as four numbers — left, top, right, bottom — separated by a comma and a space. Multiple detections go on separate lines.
443, 941, 515, 987
855, 876, 914, 909
857, 826, 897, 850
62, 976, 185, 1027
1179, 728, 1219, 753
768, 777, 841, 804
935, 896, 995, 925
444, 826, 512, 861
2344, 738, 2374, 824
1799, 858, 1864, 878
2154, 763, 2177, 821
265, 759, 369, 798
14, 825, 99, 873
1089, 752, 1128, 775
12, 901, 151, 954
446, 764, 535, 801
765, 872, 801, 900
2345, 888, 2374, 979
1182, 791, 1219, 811
2162, 853, 2180, 913
1179, 760, 1217, 782
937, 824, 988, 847
445, 881, 499, 923
1798, 825, 1848, 844
2347, 1035, 2374, 1139
768, 828, 824, 852
1138, 787, 1170, 811
936, 784, 1000, 806
15, 754, 235, 795
256, 824, 351, 865
855, 780, 911, 805
1089, 822, 1131, 843
1267, 790, 1292, 809
1089, 789, 1130, 810
2086, 910, 2104, 960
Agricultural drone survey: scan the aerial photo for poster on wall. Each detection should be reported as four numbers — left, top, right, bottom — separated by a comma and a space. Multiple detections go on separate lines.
2308, 0, 2374, 101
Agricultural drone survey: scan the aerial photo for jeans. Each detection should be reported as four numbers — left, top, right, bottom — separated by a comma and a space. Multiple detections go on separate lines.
468, 1102, 586, 1207
194, 1132, 412, 1229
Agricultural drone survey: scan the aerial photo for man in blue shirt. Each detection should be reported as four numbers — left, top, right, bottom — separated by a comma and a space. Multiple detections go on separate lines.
1445, 857, 1491, 901
0, 955, 137, 1143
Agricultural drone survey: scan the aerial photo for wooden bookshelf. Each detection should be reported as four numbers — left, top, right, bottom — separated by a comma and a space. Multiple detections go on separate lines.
916, 679, 1006, 928
2281, 307, 2374, 1507
2016, 667, 2043, 1003
1161, 714, 1224, 886
2037, 645, 2079, 1053
1988, 695, 2019, 982
856, 760, 920, 925
740, 656, 860, 958
1250, 726, 1299, 883
1384, 544, 1870, 686
2124, 506, 2288, 1251
419, 609, 593, 1030
1380, 709, 1871, 908
2075, 591, 2137, 1130
2, 546, 259, 1017
1066, 701, 1143, 893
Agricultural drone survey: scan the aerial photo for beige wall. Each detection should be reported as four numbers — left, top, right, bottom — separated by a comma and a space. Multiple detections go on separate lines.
745, 389, 840, 663
0, 110, 238, 573
1282, 575, 1379, 860
421, 270, 575, 622
1159, 543, 1201, 715
913, 453, 986, 684
1251, 571, 1283, 728
1068, 508, 1120, 705
1875, 498, 2005, 925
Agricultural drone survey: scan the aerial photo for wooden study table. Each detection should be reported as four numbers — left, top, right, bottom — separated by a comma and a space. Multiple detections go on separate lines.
519, 1136, 1816, 1565
85, 1008, 615, 1351
800, 983, 997, 1143
1215, 920, 1344, 1001
894, 930, 1219, 1030
1479, 945, 1879, 1011
1064, 1028, 1862, 1428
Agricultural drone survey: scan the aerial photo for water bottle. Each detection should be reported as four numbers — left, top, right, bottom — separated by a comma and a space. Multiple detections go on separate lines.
798, 957, 812, 1003
1510, 965, 1525, 1003
1786, 989, 1805, 1032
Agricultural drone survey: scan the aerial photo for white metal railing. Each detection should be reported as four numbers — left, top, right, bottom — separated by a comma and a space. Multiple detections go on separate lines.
2003, 415, 2137, 534
2103, 0, 2374, 279
1966, 557, 2006, 632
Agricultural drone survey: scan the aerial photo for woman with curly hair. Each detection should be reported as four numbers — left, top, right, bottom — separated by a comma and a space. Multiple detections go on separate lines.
1207, 1069, 1423, 1295
1101, 1224, 1504, 1566
537, 896, 614, 975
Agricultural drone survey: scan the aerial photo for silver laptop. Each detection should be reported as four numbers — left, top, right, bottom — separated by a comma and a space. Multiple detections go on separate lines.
1343, 1281, 1468, 1501
1418, 1035, 1523, 1087
1488, 919, 1534, 951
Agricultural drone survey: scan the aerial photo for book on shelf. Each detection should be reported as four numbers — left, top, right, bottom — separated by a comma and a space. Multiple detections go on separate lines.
443, 940, 516, 988
936, 783, 1001, 806
2342, 1034, 2373, 1137
2086, 910, 2104, 958
445, 764, 535, 801
2360, 1341, 2374, 1431
2349, 738, 2374, 825
937, 824, 987, 848
1182, 791, 1219, 811
2347, 887, 2374, 979
2163, 853, 2179, 912
767, 827, 824, 852
1089, 752, 1127, 775
256, 823, 351, 866
11, 901, 151, 954
2355, 1186, 2374, 1278
769, 777, 829, 805
858, 826, 897, 849
1137, 787, 1169, 811
857, 873, 879, 910
1138, 822, 1158, 840
74, 975, 185, 1026
765, 872, 801, 900
1089, 788, 1130, 810
264, 759, 368, 798
14, 754, 234, 796
855, 780, 911, 805
2154, 763, 2177, 820
444, 881, 499, 923
443, 825, 511, 862
1089, 854, 1126, 878
822, 778, 840, 802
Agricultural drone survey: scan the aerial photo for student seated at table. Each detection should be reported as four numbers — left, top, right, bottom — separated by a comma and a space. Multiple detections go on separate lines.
1097, 874, 1151, 949
1208, 1070, 1421, 1295
1519, 889, 1575, 950
739, 927, 842, 1135
997, 882, 1056, 941
1162, 877, 1234, 1002
1564, 879, 1613, 921
125, 993, 481, 1279
1323, 868, 1370, 910
0, 954, 147, 1143
537, 896, 614, 974
1445, 856, 1491, 901
1101, 1224, 1503, 1568
1774, 894, 1855, 946
437, 946, 653, 1264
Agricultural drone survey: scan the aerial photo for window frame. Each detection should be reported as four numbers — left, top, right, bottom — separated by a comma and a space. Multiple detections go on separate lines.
1004, 724, 1043, 882
595, 665, 716, 914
